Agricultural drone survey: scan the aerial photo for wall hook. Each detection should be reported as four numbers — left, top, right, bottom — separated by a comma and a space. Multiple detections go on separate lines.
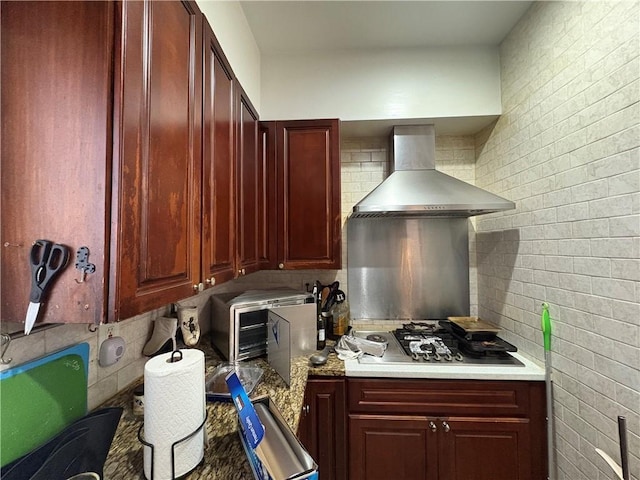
1, 333, 12, 364
74, 246, 96, 284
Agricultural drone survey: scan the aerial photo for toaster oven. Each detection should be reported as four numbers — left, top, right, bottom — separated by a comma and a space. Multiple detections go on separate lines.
210, 289, 315, 362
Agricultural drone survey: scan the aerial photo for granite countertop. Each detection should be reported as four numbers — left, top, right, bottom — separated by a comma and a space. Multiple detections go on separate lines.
101, 340, 344, 480
100, 334, 542, 479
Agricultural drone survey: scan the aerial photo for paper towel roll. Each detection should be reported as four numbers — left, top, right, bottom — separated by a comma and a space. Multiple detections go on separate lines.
143, 349, 205, 480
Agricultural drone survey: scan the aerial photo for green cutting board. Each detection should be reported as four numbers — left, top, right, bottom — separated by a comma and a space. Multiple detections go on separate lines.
0, 342, 89, 467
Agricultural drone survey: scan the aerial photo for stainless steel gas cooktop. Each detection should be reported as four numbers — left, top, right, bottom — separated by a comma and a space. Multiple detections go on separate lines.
352, 321, 524, 366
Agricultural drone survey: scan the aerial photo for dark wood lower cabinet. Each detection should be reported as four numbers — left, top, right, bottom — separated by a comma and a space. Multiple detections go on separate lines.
298, 377, 347, 480
298, 377, 544, 480
347, 378, 546, 480
349, 415, 437, 480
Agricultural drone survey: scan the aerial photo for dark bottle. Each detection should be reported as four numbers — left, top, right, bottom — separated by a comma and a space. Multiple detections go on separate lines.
317, 313, 326, 350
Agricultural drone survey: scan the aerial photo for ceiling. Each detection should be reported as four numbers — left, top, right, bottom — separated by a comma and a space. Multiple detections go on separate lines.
240, 1, 533, 55
239, 1, 533, 137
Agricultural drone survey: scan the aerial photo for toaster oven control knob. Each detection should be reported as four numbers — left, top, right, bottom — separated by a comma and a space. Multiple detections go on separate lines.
205, 277, 215, 286
429, 421, 437, 433
442, 422, 450, 433
278, 263, 284, 269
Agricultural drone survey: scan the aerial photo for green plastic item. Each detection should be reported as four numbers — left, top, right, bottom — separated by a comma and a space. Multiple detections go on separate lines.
0, 343, 89, 467
541, 302, 552, 351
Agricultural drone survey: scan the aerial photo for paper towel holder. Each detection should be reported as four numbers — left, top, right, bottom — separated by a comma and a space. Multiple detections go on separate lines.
137, 411, 208, 480
166, 350, 183, 364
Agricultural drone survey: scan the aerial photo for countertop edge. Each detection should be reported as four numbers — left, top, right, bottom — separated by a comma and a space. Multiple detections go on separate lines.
343, 352, 546, 381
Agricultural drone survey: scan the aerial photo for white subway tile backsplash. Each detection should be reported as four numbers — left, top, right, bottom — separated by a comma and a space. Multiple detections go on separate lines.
557, 239, 591, 256
589, 194, 635, 218
608, 171, 640, 196
544, 255, 574, 273
608, 214, 640, 237
544, 222, 574, 240
557, 273, 592, 294
611, 259, 640, 281
589, 237, 635, 258
593, 318, 640, 347
572, 218, 610, 238
574, 257, 611, 277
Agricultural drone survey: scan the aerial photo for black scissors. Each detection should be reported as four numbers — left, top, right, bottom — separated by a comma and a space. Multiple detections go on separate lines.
24, 240, 69, 334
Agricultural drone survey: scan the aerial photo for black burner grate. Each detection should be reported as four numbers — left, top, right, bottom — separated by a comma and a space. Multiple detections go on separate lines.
393, 325, 461, 358
393, 321, 518, 360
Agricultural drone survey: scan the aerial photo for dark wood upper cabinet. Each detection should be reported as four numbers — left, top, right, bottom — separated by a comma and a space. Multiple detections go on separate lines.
1, 1, 115, 325
259, 122, 278, 269
263, 119, 342, 270
1, 1, 341, 327
1, 0, 205, 325
111, 0, 203, 320
202, 19, 236, 287
235, 86, 261, 276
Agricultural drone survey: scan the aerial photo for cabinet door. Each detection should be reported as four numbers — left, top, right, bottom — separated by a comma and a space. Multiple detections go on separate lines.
235, 86, 261, 276
438, 418, 532, 480
349, 415, 438, 480
111, 0, 202, 320
259, 122, 277, 269
202, 20, 236, 287
1, 1, 113, 326
299, 378, 347, 480
275, 120, 341, 269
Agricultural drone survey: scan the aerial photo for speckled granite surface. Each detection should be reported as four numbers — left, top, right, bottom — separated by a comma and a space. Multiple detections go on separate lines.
100, 339, 345, 479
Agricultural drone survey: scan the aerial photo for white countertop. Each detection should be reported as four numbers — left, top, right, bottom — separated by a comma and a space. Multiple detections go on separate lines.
344, 352, 546, 381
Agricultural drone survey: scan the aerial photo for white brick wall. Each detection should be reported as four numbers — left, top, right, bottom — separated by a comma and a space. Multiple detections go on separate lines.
476, 2, 639, 479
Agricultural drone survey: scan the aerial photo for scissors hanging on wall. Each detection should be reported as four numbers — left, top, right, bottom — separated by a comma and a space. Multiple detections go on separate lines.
24, 239, 70, 335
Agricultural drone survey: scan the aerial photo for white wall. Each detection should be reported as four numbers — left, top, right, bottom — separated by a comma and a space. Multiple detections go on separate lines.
197, 0, 262, 112
474, 2, 639, 479
260, 47, 502, 121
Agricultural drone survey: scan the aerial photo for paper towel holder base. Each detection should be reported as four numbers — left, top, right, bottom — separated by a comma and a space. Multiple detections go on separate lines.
137, 410, 208, 480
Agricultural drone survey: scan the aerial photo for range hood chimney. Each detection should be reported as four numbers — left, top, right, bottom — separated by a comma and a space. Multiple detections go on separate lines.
350, 125, 515, 218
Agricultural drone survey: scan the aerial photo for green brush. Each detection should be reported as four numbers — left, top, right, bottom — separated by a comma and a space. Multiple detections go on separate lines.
541, 302, 552, 352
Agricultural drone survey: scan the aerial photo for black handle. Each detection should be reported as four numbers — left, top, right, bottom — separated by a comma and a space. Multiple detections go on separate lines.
618, 416, 629, 480
29, 240, 70, 302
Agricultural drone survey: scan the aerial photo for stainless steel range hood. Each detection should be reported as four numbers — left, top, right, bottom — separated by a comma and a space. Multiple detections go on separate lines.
351, 125, 515, 218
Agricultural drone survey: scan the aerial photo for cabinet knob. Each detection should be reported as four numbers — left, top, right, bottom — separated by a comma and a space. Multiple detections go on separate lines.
278, 263, 284, 269
193, 283, 204, 292
238, 268, 246, 275
442, 421, 450, 433
429, 421, 437, 433
205, 277, 216, 286
303, 404, 310, 414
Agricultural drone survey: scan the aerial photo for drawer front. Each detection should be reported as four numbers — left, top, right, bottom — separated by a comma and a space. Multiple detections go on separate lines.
348, 379, 534, 416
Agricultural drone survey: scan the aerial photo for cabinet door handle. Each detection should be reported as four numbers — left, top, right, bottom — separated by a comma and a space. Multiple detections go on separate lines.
442, 421, 450, 433
278, 263, 284, 269
304, 404, 310, 414
429, 421, 437, 433
193, 283, 204, 292
205, 277, 215, 286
